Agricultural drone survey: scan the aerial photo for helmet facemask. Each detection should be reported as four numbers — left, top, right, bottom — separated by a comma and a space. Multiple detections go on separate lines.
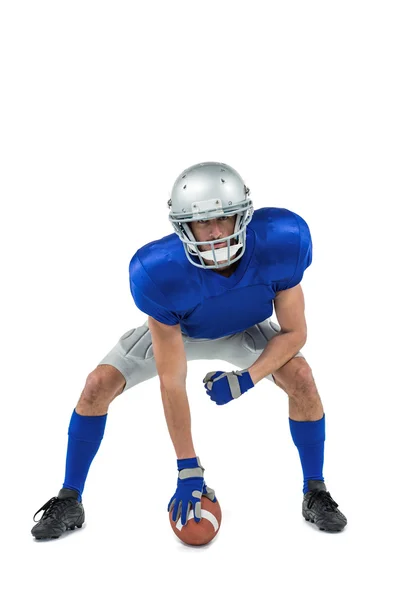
171, 210, 252, 269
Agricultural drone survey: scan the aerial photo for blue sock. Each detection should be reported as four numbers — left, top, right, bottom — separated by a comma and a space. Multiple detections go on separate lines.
289, 413, 325, 494
62, 409, 108, 501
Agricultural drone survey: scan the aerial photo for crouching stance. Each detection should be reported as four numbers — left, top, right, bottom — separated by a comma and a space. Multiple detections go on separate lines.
32, 162, 346, 539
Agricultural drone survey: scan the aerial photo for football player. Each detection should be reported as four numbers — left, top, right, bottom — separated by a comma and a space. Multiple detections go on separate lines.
31, 162, 347, 539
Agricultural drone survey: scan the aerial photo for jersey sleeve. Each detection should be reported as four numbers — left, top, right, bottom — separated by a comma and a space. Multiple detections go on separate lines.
273, 212, 313, 293
129, 253, 180, 326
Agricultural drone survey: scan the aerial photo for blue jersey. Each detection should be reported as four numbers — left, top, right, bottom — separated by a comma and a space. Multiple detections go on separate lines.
129, 207, 312, 339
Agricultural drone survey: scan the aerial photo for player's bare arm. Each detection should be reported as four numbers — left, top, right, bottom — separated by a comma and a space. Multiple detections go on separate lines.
148, 316, 187, 386
247, 284, 307, 385
148, 315, 217, 526
148, 316, 196, 460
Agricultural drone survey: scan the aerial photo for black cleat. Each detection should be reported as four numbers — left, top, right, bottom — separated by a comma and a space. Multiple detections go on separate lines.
302, 480, 347, 532
31, 488, 85, 540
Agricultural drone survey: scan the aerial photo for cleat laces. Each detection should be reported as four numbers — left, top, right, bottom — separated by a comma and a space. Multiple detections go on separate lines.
33, 497, 75, 522
307, 490, 339, 512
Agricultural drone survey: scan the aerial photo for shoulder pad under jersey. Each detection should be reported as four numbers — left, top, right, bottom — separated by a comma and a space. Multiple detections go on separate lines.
251, 207, 312, 289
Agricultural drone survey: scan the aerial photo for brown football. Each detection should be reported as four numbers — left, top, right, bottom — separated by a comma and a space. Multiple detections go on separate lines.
169, 496, 222, 546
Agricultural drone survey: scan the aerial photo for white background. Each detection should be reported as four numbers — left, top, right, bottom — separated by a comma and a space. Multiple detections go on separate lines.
1, 1, 399, 598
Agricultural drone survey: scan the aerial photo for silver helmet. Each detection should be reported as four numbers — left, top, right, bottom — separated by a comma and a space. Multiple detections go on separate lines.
167, 162, 254, 269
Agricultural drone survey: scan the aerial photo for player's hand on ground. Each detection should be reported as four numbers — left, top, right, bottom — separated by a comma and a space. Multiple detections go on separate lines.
168, 457, 206, 526
203, 369, 254, 405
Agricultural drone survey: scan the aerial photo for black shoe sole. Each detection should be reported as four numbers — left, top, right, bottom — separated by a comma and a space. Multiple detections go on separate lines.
303, 515, 346, 532
34, 523, 83, 540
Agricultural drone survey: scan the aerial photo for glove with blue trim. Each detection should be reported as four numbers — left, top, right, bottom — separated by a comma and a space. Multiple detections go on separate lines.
168, 456, 216, 526
203, 369, 254, 405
